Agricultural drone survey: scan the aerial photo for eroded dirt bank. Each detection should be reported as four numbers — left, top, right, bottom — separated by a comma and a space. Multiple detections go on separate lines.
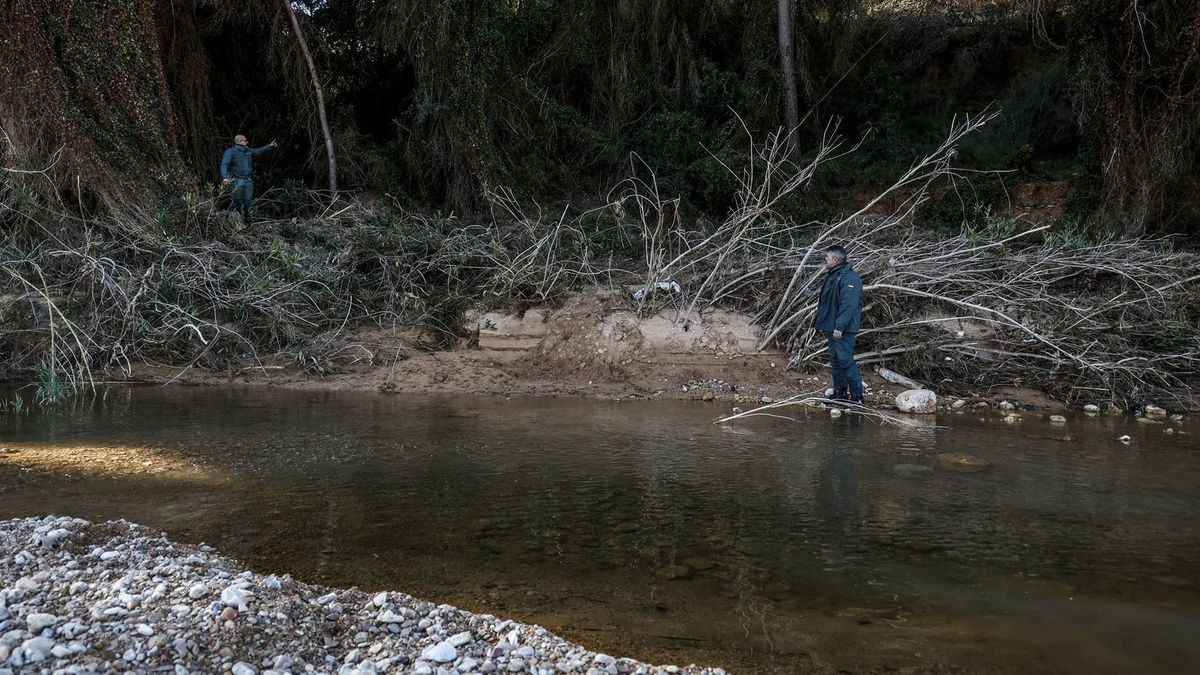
129, 290, 1066, 413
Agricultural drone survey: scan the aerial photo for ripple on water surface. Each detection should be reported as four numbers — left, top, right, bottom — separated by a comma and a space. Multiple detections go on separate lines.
1, 386, 1198, 673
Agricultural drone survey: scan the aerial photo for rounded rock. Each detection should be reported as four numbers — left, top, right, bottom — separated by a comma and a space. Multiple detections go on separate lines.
26, 612, 58, 635
422, 641, 457, 663
936, 452, 990, 472
895, 389, 937, 414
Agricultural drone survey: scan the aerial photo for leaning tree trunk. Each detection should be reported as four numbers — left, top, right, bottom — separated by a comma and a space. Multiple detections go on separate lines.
777, 0, 800, 156
284, 0, 337, 193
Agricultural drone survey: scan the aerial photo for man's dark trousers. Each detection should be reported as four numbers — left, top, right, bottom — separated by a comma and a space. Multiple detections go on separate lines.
230, 178, 254, 218
828, 332, 863, 400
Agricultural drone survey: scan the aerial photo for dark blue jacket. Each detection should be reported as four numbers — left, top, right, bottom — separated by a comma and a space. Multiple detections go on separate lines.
220, 144, 272, 179
813, 262, 863, 333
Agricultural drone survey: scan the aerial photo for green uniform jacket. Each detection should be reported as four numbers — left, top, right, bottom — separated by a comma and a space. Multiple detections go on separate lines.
813, 262, 863, 333
220, 144, 272, 179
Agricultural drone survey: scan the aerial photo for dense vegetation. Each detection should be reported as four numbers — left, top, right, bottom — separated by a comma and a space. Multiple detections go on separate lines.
1, 0, 1196, 230
2, 0, 1198, 407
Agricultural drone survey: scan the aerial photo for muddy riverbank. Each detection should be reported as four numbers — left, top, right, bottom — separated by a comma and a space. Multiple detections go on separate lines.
122, 291, 1080, 414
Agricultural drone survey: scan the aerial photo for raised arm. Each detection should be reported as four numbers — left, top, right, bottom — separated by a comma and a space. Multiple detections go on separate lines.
250, 139, 278, 157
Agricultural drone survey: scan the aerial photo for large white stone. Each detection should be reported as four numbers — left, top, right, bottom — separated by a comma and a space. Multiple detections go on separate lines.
221, 586, 248, 609
20, 636, 55, 663
376, 610, 405, 623
26, 613, 58, 635
895, 389, 937, 414
422, 641, 457, 663
448, 631, 473, 647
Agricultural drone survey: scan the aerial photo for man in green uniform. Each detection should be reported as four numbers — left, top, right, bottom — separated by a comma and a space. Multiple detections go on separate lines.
220, 134, 277, 219
812, 244, 865, 404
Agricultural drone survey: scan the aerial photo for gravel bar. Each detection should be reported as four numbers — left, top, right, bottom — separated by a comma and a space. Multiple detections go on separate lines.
1, 517, 727, 675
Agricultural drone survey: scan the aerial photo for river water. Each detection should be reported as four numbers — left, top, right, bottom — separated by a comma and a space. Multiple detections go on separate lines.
1, 386, 1197, 673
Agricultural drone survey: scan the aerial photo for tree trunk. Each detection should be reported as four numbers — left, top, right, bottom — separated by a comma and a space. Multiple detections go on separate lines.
284, 1, 337, 193
777, 0, 800, 156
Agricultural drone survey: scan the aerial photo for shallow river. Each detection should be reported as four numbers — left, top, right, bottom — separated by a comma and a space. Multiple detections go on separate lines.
1, 386, 1198, 673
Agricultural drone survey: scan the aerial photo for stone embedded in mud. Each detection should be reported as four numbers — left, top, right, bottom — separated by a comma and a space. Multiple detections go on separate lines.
895, 389, 937, 414
656, 564, 695, 581
1145, 404, 1167, 418
936, 452, 990, 472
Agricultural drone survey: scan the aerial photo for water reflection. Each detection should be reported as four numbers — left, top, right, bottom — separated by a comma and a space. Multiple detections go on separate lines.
1, 386, 1198, 673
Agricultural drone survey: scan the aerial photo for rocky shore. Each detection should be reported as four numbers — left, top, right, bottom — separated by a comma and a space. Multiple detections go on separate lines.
0, 517, 725, 675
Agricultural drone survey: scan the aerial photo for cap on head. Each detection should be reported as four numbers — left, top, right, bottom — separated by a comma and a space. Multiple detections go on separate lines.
234, 134, 248, 145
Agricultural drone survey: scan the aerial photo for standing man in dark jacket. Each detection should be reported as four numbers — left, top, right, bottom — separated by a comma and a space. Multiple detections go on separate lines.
220, 134, 277, 219
813, 244, 865, 404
